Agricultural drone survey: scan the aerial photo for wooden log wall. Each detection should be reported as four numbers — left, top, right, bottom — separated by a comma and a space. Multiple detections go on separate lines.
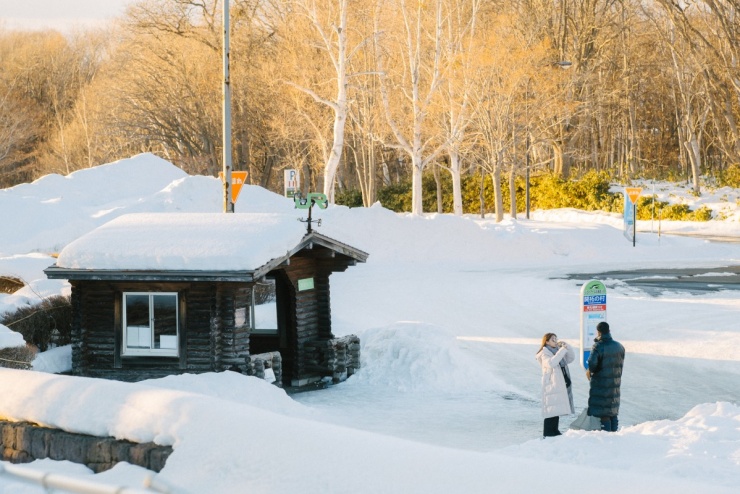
214, 284, 250, 372
66, 243, 359, 385
71, 281, 253, 381
209, 286, 223, 371
69, 282, 84, 375
246, 351, 283, 387
185, 284, 215, 372
281, 257, 332, 382
304, 335, 361, 383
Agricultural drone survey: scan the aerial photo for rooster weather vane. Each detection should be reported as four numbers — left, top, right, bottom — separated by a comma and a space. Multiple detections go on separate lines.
294, 192, 328, 233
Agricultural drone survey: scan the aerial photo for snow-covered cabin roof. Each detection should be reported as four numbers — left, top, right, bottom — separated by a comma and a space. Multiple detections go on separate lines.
45, 213, 368, 282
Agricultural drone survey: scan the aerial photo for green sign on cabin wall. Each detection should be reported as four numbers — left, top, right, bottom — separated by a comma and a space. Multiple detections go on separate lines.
298, 278, 315, 291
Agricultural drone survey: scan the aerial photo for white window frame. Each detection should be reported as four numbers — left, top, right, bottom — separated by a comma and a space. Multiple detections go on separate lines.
122, 292, 179, 357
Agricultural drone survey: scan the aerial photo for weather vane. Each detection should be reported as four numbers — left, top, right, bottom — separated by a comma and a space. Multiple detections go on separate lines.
294, 192, 328, 233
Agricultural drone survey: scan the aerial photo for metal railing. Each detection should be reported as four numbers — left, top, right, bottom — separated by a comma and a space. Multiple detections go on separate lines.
0, 462, 173, 494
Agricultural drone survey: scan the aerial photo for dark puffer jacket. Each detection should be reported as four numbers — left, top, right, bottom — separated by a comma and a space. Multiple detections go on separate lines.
587, 333, 625, 417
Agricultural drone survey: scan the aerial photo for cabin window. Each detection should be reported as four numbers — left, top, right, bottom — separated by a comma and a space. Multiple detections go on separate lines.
122, 292, 179, 356
251, 278, 278, 335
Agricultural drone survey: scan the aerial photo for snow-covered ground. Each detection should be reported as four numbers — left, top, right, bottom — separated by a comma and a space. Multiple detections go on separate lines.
0, 154, 738, 493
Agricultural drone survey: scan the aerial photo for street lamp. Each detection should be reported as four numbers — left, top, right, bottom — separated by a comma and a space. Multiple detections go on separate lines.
525, 60, 572, 220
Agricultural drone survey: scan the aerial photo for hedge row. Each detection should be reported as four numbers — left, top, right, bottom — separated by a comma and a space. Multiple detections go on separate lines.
337, 170, 715, 221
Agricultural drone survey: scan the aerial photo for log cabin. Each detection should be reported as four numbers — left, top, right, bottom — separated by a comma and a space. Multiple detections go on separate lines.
44, 212, 368, 388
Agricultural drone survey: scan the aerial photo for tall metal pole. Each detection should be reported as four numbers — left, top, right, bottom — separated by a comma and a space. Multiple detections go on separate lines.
525, 133, 530, 219
525, 79, 530, 219
633, 203, 636, 247
222, 0, 234, 213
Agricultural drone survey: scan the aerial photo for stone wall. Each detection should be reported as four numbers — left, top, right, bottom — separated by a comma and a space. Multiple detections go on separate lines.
0, 421, 171, 473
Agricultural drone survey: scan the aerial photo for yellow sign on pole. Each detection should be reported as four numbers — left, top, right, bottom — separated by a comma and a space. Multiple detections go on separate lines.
625, 187, 642, 204
219, 171, 249, 203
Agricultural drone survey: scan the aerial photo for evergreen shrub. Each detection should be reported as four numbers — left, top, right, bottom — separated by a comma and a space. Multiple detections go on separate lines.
718, 164, 740, 188
375, 172, 532, 214
636, 196, 713, 221
335, 189, 364, 208
376, 182, 412, 212
530, 171, 620, 212
369, 169, 714, 220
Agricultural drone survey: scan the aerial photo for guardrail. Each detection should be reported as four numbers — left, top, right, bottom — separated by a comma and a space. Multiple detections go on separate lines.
0, 462, 173, 494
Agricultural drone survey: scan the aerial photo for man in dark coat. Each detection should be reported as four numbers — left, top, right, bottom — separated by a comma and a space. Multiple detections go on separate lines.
586, 321, 625, 432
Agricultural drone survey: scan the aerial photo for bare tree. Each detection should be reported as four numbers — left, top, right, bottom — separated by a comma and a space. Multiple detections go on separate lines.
438, 0, 481, 216
375, 0, 449, 215
0, 75, 38, 186
279, 0, 358, 203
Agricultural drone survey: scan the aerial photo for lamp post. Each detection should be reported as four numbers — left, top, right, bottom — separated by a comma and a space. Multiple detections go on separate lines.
524, 60, 572, 220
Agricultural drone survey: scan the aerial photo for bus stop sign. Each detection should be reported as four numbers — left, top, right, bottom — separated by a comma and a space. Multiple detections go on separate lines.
580, 279, 607, 369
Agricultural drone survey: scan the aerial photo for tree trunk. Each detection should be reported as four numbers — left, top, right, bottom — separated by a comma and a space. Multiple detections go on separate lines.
433, 164, 443, 213
509, 167, 517, 219
479, 169, 485, 219
684, 134, 702, 195
449, 148, 463, 216
492, 150, 504, 223
411, 159, 424, 215
320, 1, 349, 204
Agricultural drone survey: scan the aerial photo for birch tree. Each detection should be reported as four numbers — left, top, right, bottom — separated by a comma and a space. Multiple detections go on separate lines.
653, 0, 740, 178
645, 4, 710, 194
471, 13, 530, 222
281, 0, 378, 203
669, 27, 709, 195
281, 0, 347, 202
345, 9, 385, 206
375, 0, 448, 215
439, 0, 481, 216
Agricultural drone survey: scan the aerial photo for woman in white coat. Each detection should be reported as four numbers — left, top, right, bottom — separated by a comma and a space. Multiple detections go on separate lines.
536, 333, 575, 437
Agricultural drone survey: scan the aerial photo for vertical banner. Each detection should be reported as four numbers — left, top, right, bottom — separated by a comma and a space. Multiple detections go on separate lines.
623, 187, 642, 244
623, 194, 635, 242
284, 169, 299, 198
580, 279, 607, 369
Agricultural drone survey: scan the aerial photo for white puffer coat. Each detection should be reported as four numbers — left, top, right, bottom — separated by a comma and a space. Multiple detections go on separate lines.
536, 343, 575, 418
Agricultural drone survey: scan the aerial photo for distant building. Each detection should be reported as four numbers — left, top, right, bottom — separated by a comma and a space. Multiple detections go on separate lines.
45, 213, 368, 388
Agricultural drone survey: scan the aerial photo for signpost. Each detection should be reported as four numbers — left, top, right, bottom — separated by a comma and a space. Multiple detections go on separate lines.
579, 280, 607, 369
284, 169, 299, 198
623, 187, 642, 247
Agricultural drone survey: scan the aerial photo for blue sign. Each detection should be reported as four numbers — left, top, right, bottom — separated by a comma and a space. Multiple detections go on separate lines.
623, 196, 635, 242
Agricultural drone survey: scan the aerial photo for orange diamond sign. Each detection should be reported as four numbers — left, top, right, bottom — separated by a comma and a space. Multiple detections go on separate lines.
625, 187, 642, 204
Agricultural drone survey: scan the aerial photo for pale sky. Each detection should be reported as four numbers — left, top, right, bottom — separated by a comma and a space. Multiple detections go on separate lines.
0, 0, 135, 32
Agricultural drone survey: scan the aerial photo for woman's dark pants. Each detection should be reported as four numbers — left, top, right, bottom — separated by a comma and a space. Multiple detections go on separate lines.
543, 416, 561, 437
